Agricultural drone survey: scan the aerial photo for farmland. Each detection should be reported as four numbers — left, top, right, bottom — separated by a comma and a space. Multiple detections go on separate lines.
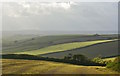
41, 40, 118, 59
2, 34, 119, 74
16, 39, 116, 55
2, 34, 117, 54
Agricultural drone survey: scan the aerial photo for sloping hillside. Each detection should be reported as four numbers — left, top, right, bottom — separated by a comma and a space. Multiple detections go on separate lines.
40, 40, 118, 59
15, 39, 116, 55
2, 59, 118, 74
3, 34, 117, 54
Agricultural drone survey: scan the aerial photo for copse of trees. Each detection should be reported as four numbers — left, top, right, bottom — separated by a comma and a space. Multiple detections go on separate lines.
64, 53, 72, 60
64, 53, 105, 65
64, 53, 89, 64
64, 54, 120, 72
73, 54, 87, 61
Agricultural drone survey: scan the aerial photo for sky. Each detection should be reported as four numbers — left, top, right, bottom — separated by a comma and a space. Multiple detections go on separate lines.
2, 2, 118, 33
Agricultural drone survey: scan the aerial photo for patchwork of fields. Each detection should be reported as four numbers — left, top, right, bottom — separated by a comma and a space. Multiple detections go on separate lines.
15, 39, 116, 55
41, 40, 118, 58
3, 34, 117, 54
2, 34, 119, 74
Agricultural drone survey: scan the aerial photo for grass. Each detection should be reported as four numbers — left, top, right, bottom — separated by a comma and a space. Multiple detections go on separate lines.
16, 39, 117, 55
2, 59, 118, 74
103, 57, 116, 62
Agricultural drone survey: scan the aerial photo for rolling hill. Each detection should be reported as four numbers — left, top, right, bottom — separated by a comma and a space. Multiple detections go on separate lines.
3, 34, 117, 54
2, 59, 118, 74
40, 40, 118, 59
15, 39, 117, 56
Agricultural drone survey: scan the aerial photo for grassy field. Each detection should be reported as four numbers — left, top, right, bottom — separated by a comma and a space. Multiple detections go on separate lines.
102, 57, 116, 62
2, 59, 118, 74
3, 34, 117, 54
15, 39, 116, 55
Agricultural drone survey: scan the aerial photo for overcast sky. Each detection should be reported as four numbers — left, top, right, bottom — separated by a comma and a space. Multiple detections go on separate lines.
2, 2, 118, 33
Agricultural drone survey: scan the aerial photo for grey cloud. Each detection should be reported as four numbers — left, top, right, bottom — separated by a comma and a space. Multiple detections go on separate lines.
2, 2, 118, 33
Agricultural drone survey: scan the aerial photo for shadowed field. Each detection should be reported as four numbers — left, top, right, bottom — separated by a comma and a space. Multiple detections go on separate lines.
41, 40, 118, 58
2, 59, 118, 74
3, 34, 117, 54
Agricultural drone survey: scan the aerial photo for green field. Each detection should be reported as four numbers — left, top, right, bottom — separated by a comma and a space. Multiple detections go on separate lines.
15, 39, 116, 55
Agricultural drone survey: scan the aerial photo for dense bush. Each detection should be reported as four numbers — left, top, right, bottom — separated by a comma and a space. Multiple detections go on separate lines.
92, 57, 106, 64
64, 53, 89, 63
64, 53, 72, 60
72, 54, 88, 63
106, 56, 120, 72
63, 53, 105, 66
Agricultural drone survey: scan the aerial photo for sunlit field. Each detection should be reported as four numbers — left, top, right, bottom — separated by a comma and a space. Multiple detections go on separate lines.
2, 59, 118, 74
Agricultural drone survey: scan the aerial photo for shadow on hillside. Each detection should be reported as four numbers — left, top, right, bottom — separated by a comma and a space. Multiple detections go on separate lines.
1, 54, 106, 66
40, 40, 118, 56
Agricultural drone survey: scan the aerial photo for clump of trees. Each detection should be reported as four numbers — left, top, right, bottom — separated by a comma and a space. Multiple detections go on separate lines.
64, 53, 89, 64
64, 53, 105, 66
94, 34, 100, 36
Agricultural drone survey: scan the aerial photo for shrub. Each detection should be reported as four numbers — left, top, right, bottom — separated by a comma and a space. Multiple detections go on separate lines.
72, 54, 88, 63
64, 56, 71, 60
106, 56, 120, 72
92, 57, 105, 64
64, 53, 73, 60
64, 54, 90, 64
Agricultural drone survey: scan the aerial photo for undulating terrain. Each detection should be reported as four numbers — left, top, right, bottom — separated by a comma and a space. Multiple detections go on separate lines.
2, 34, 119, 74
2, 59, 118, 74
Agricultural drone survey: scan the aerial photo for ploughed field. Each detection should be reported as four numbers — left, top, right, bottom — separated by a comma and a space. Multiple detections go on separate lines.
2, 59, 118, 74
